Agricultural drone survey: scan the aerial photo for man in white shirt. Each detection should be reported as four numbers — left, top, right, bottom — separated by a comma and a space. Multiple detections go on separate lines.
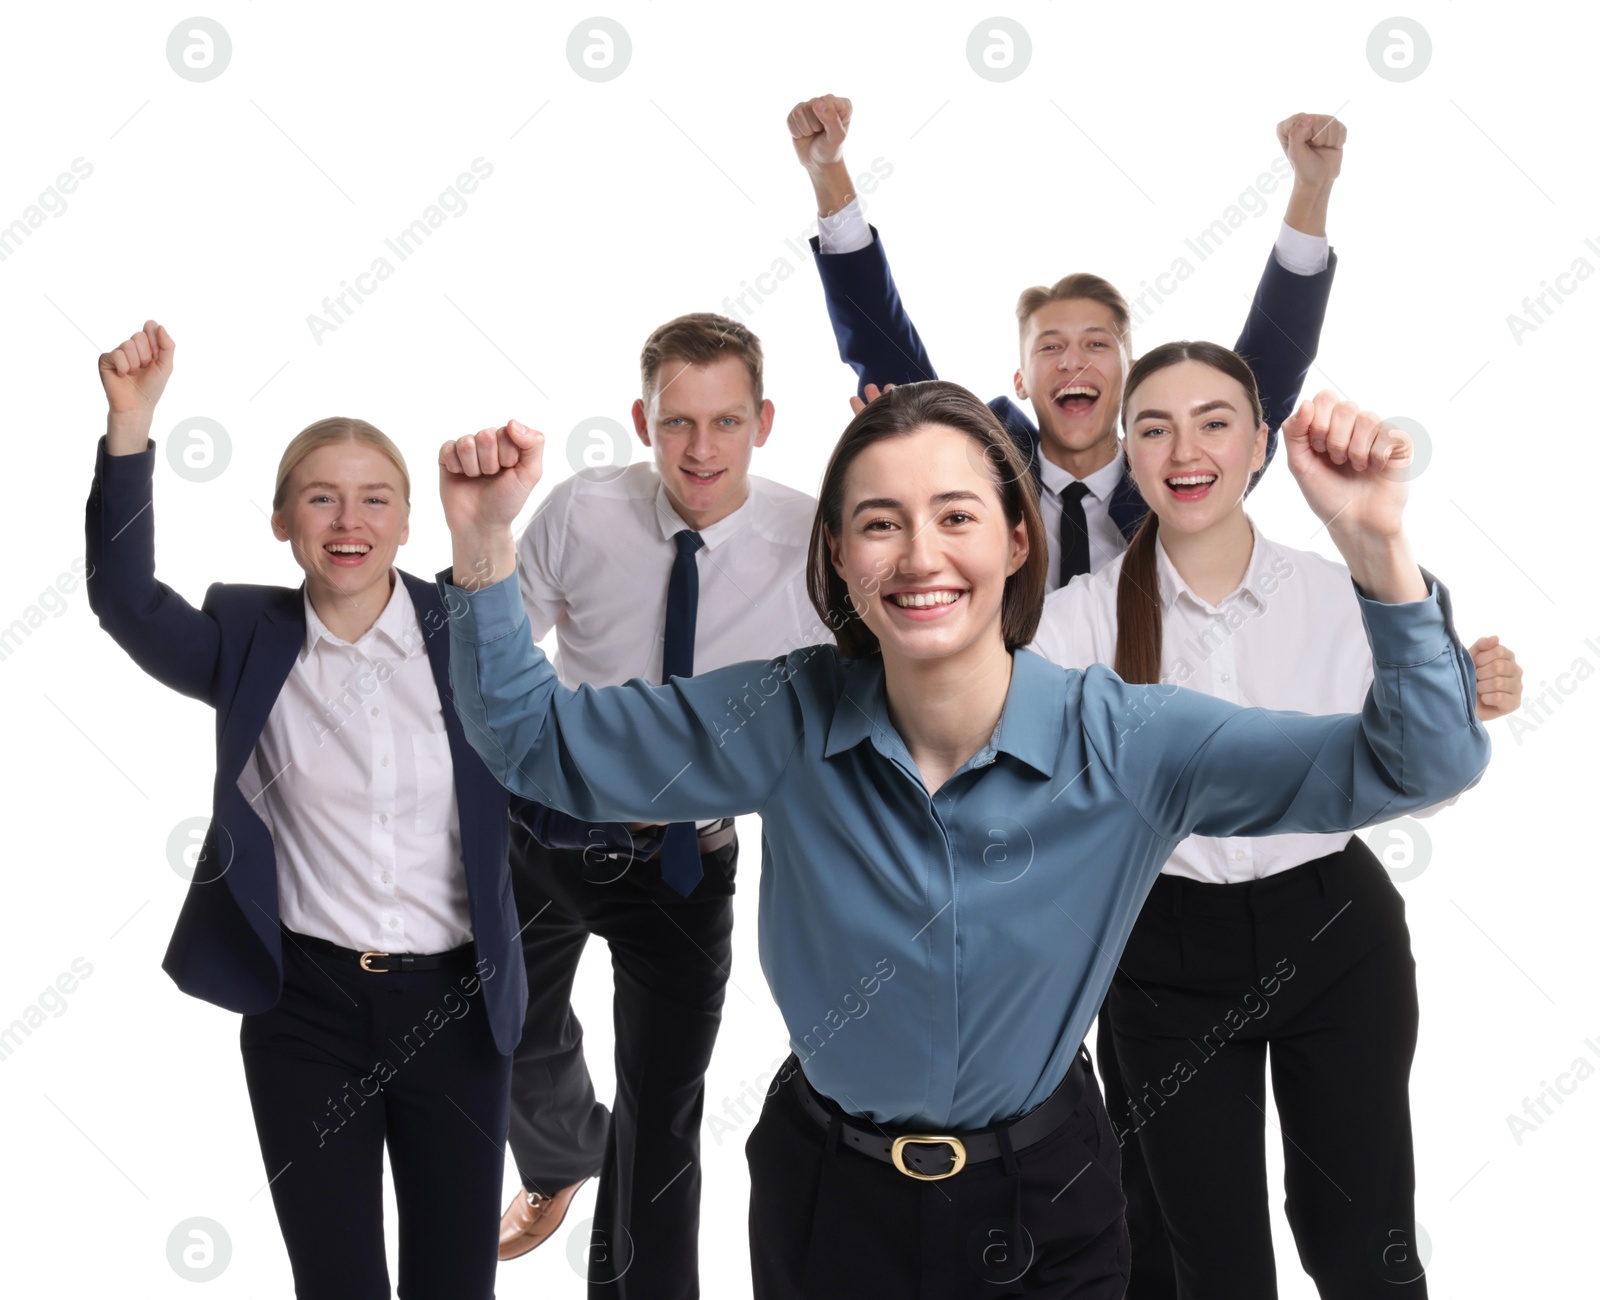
788, 96, 1345, 592
495, 313, 826, 1300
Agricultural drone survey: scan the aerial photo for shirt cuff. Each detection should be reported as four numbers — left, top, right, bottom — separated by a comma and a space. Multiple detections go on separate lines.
816, 197, 873, 256
434, 569, 527, 645
1272, 221, 1330, 276
1353, 576, 1453, 667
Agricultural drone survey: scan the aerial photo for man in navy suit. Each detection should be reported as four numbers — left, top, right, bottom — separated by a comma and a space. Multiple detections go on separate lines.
786, 95, 1345, 593
784, 100, 1346, 1299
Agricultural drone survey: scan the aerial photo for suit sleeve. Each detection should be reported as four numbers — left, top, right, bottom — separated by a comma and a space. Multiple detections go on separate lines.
809, 226, 939, 397
84, 435, 223, 705
1088, 573, 1489, 843
1233, 247, 1338, 487
442, 570, 807, 823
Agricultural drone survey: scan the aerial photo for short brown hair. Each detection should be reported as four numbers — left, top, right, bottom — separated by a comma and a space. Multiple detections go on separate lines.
272, 417, 410, 512
1015, 272, 1131, 344
639, 312, 764, 404
806, 381, 1048, 660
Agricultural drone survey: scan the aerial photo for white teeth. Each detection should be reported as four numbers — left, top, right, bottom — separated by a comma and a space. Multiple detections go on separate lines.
891, 591, 961, 608
686, 470, 720, 479
326, 543, 371, 554
1166, 475, 1217, 487
1054, 385, 1099, 401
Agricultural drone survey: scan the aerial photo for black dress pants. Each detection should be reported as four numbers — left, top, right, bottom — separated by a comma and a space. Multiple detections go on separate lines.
1105, 837, 1427, 1299
746, 1050, 1131, 1299
507, 819, 738, 1299
239, 931, 512, 1299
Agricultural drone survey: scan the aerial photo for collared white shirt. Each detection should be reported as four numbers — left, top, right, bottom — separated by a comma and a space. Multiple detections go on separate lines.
518, 463, 824, 686
239, 574, 472, 952
518, 463, 824, 825
1029, 523, 1387, 884
1037, 453, 1129, 589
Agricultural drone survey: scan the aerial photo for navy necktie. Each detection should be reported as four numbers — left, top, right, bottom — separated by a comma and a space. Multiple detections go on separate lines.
1058, 481, 1092, 587
658, 529, 705, 895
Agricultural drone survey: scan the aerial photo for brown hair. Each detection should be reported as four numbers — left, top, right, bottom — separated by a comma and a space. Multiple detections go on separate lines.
639, 312, 764, 404
1113, 341, 1266, 684
272, 417, 411, 513
806, 381, 1048, 660
1015, 272, 1131, 344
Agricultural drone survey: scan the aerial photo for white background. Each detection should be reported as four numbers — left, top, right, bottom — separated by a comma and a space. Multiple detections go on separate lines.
1, 2, 1594, 1295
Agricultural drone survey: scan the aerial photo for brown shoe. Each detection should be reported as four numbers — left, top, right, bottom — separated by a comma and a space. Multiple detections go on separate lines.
498, 1178, 588, 1261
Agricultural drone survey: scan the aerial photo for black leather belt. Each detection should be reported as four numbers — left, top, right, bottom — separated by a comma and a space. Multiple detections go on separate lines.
284, 927, 475, 974
787, 1046, 1092, 1180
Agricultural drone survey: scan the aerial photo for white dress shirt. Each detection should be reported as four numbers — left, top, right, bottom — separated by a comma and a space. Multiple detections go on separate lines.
1038, 454, 1129, 585
238, 574, 472, 952
1029, 523, 1408, 884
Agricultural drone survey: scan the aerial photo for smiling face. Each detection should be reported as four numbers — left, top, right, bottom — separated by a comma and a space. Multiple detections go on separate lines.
632, 354, 774, 531
270, 440, 409, 607
1014, 297, 1130, 467
827, 424, 1029, 667
1123, 359, 1268, 537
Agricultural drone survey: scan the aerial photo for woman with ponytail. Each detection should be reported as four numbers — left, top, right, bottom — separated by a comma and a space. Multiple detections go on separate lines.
1030, 342, 1522, 1298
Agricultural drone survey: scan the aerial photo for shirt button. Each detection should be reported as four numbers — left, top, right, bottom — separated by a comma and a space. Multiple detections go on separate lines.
381, 756, 389, 767
371, 706, 380, 716
1219, 673, 1231, 683
1232, 850, 1244, 860
381, 873, 393, 884
387, 916, 400, 929
379, 813, 388, 824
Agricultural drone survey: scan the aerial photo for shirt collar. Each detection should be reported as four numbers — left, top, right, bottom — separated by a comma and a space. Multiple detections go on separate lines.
822, 648, 1062, 779
301, 571, 416, 660
652, 476, 756, 552
1038, 451, 1124, 503
1153, 519, 1276, 616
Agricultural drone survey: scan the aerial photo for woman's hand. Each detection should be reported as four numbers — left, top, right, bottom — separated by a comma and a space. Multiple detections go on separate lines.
848, 381, 895, 416
1284, 391, 1426, 603
1469, 636, 1523, 721
98, 320, 174, 453
439, 419, 544, 589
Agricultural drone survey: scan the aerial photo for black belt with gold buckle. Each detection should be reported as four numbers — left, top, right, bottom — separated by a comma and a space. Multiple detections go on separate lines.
284, 927, 473, 975
786, 1047, 1091, 1180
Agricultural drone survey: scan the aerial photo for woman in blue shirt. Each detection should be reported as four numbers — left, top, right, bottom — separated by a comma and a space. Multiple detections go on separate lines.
433, 382, 1489, 1300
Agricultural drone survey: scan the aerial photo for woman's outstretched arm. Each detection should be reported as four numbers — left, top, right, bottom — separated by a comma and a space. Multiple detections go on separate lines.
438, 420, 810, 826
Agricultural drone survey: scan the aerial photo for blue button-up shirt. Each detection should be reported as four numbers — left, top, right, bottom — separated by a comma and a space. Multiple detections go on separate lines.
440, 568, 1488, 1130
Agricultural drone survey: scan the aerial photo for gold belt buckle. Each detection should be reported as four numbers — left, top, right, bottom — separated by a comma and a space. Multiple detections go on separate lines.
359, 951, 390, 973
890, 1134, 967, 1181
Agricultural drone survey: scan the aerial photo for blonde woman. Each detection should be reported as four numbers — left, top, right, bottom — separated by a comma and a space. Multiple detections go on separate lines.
85, 320, 526, 1299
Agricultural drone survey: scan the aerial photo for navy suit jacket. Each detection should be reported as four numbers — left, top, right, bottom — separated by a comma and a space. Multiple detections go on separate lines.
84, 437, 527, 1055
809, 228, 1337, 541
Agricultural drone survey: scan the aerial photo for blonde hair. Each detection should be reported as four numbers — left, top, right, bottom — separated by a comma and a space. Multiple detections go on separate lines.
272, 417, 411, 512
1014, 272, 1131, 344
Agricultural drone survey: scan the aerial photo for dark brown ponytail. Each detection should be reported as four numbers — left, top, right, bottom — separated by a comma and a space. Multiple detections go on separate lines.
1114, 514, 1163, 684
1111, 340, 1265, 685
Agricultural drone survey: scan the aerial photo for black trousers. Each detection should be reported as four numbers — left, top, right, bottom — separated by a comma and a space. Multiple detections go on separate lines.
1095, 1012, 1177, 1299
1105, 837, 1427, 1299
507, 819, 738, 1299
239, 931, 512, 1299
746, 1050, 1131, 1299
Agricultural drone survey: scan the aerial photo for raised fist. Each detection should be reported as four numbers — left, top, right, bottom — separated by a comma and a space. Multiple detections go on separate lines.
788, 95, 852, 172
98, 320, 175, 420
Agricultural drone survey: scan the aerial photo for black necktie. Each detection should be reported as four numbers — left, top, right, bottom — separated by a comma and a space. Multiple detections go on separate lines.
1057, 481, 1092, 587
658, 529, 705, 896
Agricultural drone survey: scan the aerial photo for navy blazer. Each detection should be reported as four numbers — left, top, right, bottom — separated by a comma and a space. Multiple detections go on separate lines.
809, 228, 1338, 541
84, 437, 527, 1055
